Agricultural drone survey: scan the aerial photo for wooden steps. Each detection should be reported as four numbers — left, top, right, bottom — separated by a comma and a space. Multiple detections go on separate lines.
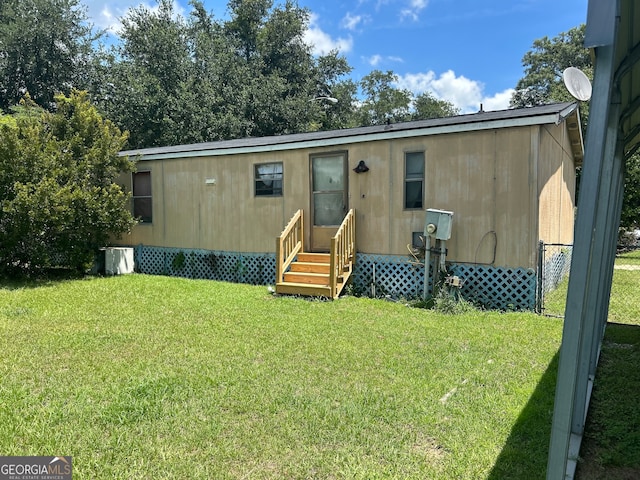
276, 252, 348, 298
275, 209, 355, 299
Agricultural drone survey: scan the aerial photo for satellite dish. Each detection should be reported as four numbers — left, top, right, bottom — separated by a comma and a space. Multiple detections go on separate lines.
563, 67, 592, 101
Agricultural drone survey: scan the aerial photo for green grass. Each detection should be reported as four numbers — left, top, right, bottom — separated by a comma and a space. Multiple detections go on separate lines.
616, 248, 640, 265
542, 279, 569, 317
0, 275, 562, 479
540, 250, 640, 478
543, 249, 640, 318
577, 260, 640, 478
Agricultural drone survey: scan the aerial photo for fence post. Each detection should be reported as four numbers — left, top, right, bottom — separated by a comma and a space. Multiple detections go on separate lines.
536, 240, 545, 313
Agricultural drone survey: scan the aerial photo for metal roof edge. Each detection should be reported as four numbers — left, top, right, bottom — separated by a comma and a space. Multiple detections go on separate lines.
557, 102, 580, 123
121, 103, 578, 161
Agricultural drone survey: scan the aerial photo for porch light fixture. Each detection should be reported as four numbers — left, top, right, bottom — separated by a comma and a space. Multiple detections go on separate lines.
353, 160, 369, 173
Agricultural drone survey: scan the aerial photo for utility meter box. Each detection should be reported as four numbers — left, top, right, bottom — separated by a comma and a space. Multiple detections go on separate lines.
424, 209, 454, 240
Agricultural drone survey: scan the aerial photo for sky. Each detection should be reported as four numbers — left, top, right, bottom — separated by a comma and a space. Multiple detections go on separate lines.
83, 0, 589, 114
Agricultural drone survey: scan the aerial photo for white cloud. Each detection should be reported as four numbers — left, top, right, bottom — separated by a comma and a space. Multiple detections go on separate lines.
83, 0, 186, 36
481, 89, 515, 112
395, 69, 513, 113
365, 54, 403, 67
341, 12, 364, 31
400, 0, 428, 21
368, 54, 382, 66
304, 14, 353, 55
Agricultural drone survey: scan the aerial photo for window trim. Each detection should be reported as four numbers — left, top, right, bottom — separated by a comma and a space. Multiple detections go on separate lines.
254, 161, 283, 197
404, 150, 425, 210
132, 170, 153, 224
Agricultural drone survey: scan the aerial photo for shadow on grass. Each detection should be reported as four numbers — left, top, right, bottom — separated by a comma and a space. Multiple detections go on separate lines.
488, 323, 640, 480
0, 268, 87, 290
575, 322, 640, 479
487, 350, 560, 480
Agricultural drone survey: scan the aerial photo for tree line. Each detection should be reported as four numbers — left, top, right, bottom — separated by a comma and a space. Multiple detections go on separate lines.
0, 0, 458, 151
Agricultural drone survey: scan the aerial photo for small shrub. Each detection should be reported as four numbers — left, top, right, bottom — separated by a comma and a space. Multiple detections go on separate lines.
431, 284, 476, 314
171, 251, 186, 271
407, 284, 476, 314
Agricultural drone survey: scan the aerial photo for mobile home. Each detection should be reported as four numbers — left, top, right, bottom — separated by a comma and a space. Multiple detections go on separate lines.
114, 102, 583, 309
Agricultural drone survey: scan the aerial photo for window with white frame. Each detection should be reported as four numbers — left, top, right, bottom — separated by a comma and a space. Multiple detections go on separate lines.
404, 151, 424, 209
254, 162, 283, 196
132, 171, 152, 223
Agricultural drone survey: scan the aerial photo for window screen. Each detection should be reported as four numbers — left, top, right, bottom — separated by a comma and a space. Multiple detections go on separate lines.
255, 162, 283, 196
133, 171, 152, 223
404, 151, 424, 209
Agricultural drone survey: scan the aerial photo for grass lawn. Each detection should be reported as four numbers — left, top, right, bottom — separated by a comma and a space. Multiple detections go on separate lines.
575, 250, 640, 479
0, 275, 563, 479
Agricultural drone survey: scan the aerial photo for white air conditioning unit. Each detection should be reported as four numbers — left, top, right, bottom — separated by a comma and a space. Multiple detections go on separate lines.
104, 247, 134, 275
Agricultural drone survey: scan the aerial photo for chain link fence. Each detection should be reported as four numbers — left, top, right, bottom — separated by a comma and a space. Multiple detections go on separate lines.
537, 242, 573, 315
538, 242, 640, 317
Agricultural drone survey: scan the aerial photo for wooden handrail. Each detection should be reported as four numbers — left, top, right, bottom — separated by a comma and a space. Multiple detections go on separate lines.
276, 209, 304, 283
329, 209, 356, 298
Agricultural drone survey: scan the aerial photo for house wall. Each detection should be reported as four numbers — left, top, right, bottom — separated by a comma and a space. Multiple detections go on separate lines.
115, 123, 572, 270
537, 122, 577, 246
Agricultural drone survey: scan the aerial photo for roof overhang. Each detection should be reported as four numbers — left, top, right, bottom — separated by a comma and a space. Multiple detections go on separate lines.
565, 107, 584, 165
120, 103, 583, 162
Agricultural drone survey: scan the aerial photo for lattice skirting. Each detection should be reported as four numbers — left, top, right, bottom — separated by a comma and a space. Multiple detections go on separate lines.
352, 254, 429, 299
134, 246, 275, 285
131, 245, 536, 310
449, 264, 537, 311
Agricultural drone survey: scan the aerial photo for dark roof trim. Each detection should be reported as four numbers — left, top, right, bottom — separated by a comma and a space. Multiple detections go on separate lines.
121, 102, 582, 162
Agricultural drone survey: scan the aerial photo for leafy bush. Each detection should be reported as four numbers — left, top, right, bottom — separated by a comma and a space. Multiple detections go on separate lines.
431, 284, 477, 314
0, 91, 135, 276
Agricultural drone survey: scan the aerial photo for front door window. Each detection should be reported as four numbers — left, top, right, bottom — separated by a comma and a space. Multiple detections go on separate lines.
312, 155, 346, 226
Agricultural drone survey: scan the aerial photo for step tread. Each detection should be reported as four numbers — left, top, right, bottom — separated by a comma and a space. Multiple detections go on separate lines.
283, 272, 330, 286
297, 253, 331, 261
289, 262, 330, 273
275, 282, 333, 298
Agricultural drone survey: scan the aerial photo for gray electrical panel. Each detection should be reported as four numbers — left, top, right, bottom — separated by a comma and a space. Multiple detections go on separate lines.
424, 209, 454, 240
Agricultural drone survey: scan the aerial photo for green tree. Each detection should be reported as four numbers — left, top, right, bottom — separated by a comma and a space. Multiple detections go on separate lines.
224, 0, 323, 137
412, 91, 459, 120
510, 25, 591, 108
357, 70, 412, 126
355, 71, 457, 126
511, 24, 639, 231
312, 51, 358, 130
184, 0, 248, 141
0, 0, 97, 112
95, 0, 342, 147
621, 156, 640, 230
96, 0, 192, 149
0, 91, 135, 276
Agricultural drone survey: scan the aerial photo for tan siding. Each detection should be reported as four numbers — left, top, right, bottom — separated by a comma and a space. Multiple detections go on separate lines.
113, 121, 577, 270
426, 131, 498, 265
346, 141, 392, 254
538, 123, 576, 246
493, 127, 538, 268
